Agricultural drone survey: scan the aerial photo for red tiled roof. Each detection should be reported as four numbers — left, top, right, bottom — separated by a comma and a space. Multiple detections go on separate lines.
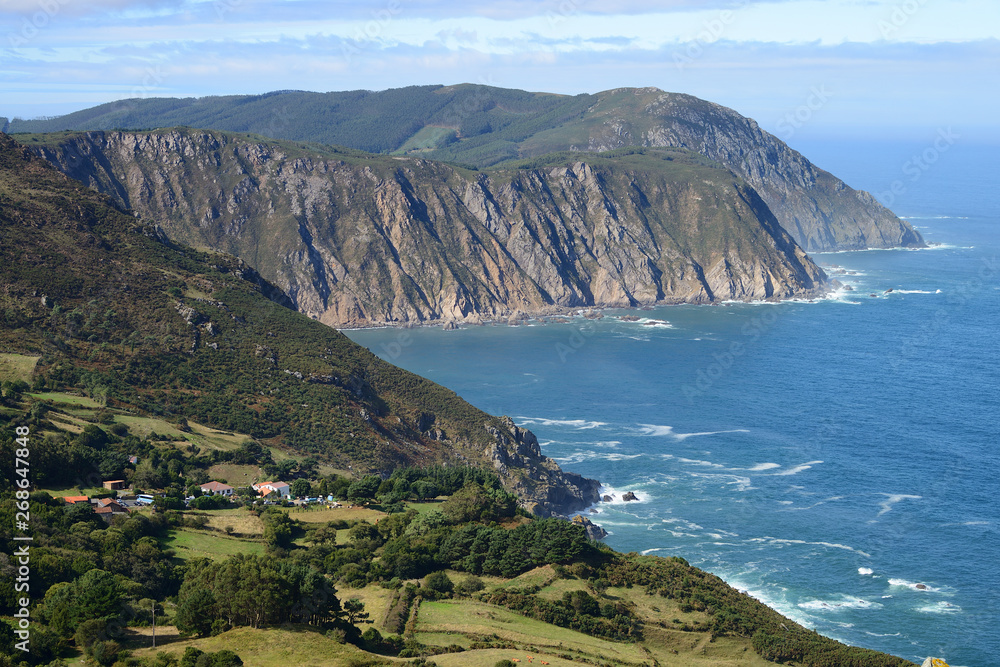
63, 496, 90, 503
201, 481, 233, 491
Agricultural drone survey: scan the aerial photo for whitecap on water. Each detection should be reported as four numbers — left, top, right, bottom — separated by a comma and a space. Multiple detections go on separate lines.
858, 567, 875, 576
636, 424, 750, 440
516, 416, 607, 430
747, 462, 782, 472
798, 596, 883, 612
749, 536, 872, 557
770, 460, 824, 476
915, 601, 962, 614
877, 493, 922, 516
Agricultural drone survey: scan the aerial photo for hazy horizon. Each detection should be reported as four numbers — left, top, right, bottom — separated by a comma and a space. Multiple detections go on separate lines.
2, 0, 998, 144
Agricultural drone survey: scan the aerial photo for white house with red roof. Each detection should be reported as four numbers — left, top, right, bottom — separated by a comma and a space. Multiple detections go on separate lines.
200, 481, 234, 496
252, 481, 290, 498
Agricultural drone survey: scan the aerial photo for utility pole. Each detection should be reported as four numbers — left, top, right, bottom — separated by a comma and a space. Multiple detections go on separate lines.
152, 599, 156, 648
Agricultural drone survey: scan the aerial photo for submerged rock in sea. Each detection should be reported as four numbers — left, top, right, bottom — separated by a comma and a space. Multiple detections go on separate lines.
622, 491, 639, 502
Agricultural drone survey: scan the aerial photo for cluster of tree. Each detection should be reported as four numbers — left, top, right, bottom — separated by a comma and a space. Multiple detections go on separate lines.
174, 554, 341, 635
483, 587, 640, 641
436, 519, 590, 578
0, 489, 181, 666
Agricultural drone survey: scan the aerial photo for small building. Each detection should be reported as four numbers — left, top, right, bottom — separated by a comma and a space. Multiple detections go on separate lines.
200, 481, 235, 497
63, 495, 90, 504
252, 481, 290, 498
103, 480, 127, 490
96, 498, 129, 512
128, 456, 139, 465
95, 499, 129, 523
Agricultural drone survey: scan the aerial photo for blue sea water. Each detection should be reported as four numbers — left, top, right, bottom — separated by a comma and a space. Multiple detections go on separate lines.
345, 140, 999, 666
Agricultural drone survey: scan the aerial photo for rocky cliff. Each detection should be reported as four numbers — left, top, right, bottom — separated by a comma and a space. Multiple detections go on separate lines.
10, 84, 925, 252
571, 89, 925, 251
33, 129, 828, 327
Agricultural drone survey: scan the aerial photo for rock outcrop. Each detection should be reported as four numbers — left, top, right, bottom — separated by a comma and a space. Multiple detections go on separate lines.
486, 416, 601, 517
567, 88, 925, 251
571, 514, 609, 540
35, 129, 829, 327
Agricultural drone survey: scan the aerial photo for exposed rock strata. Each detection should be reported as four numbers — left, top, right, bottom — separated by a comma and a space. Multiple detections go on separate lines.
36, 130, 828, 327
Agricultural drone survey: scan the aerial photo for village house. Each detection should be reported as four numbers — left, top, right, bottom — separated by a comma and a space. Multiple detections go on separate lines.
94, 498, 130, 523
63, 495, 90, 505
199, 481, 235, 496
103, 480, 127, 490
252, 481, 290, 498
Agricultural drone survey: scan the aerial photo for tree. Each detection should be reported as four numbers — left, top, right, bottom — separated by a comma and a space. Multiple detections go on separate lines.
343, 598, 369, 625
423, 571, 454, 598
290, 478, 311, 498
133, 460, 163, 489
210, 650, 244, 667
176, 588, 216, 637
63, 569, 123, 627
347, 475, 381, 502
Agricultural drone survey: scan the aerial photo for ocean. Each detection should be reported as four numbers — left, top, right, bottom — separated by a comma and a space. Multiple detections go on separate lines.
345, 138, 999, 666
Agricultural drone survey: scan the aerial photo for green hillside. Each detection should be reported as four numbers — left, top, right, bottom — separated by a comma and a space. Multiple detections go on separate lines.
0, 132, 598, 515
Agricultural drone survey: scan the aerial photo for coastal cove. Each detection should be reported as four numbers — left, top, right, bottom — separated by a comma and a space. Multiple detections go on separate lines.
345, 142, 999, 667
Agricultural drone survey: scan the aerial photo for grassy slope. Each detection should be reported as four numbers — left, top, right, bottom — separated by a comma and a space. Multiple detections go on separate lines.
0, 352, 39, 382
0, 132, 551, 485
128, 626, 397, 667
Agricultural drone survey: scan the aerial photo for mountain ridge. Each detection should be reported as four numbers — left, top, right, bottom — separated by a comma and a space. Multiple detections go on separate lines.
4, 84, 924, 252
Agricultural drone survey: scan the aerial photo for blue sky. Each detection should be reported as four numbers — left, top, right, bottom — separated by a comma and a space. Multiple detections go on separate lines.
2, 0, 998, 143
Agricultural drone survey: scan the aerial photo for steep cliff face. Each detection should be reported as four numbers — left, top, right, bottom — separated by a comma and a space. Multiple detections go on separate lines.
10, 84, 923, 252
34, 130, 828, 327
519, 88, 924, 252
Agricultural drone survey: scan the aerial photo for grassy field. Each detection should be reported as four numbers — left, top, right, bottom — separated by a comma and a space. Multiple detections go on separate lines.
430, 648, 586, 667
403, 499, 446, 515
188, 507, 266, 536
128, 625, 398, 667
162, 527, 265, 561
207, 462, 265, 486
342, 585, 396, 630
281, 505, 387, 524
0, 353, 39, 383
415, 599, 651, 666
30, 391, 100, 406
533, 576, 589, 602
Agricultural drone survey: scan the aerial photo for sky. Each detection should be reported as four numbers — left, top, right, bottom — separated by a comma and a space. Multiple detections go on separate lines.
1, 0, 999, 144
